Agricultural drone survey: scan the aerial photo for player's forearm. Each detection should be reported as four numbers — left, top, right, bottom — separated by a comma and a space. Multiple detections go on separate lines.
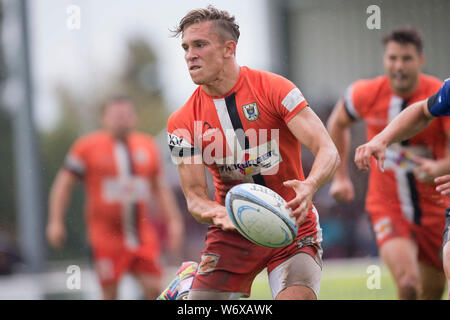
305, 142, 341, 193
375, 101, 433, 146
48, 182, 70, 225
327, 119, 351, 179
184, 186, 219, 225
48, 170, 76, 225
154, 186, 185, 233
430, 157, 450, 177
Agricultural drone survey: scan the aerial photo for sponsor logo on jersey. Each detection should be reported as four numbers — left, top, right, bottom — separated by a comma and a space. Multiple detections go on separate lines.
374, 217, 392, 241
216, 140, 282, 179
242, 102, 259, 121
168, 132, 185, 147
102, 177, 151, 203
197, 253, 220, 275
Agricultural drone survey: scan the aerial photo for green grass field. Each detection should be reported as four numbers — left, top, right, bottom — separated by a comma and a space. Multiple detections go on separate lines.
246, 258, 447, 300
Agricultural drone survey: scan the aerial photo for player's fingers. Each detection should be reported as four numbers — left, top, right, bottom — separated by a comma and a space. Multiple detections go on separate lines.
201, 210, 217, 220
376, 153, 385, 173
355, 148, 369, 171
291, 199, 309, 217
363, 149, 372, 171
439, 189, 450, 196
221, 224, 236, 232
410, 155, 427, 165
436, 182, 450, 192
295, 208, 309, 227
283, 180, 298, 189
354, 147, 363, 169
435, 175, 450, 184
219, 216, 236, 232
286, 196, 303, 210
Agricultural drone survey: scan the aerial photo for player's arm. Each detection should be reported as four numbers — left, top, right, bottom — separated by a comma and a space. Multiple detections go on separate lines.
177, 155, 235, 231
150, 171, 185, 255
354, 99, 433, 172
47, 169, 78, 249
326, 97, 355, 202
285, 107, 341, 226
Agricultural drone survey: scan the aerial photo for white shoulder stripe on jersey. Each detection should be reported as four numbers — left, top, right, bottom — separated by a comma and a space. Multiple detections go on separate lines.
344, 85, 361, 120
65, 155, 85, 175
281, 88, 305, 112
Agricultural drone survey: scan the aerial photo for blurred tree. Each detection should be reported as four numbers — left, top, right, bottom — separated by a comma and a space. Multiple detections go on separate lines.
110, 37, 169, 135
39, 37, 170, 261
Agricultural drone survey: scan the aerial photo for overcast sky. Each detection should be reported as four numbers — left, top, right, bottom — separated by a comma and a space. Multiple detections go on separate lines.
21, 0, 270, 131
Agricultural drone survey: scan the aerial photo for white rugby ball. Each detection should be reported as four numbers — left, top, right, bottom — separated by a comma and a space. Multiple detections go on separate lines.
225, 183, 298, 248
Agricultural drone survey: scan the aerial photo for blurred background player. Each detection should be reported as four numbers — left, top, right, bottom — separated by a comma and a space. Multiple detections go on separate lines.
163, 6, 339, 300
327, 27, 450, 299
46, 96, 184, 299
354, 78, 450, 299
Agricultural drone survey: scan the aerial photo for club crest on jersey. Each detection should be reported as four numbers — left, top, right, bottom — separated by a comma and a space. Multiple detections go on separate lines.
242, 103, 259, 121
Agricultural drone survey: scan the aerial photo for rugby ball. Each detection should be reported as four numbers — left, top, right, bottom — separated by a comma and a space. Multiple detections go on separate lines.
225, 183, 298, 248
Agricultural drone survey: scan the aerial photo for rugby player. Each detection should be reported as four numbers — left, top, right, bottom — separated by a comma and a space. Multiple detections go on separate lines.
162, 6, 340, 300
355, 78, 450, 299
327, 27, 450, 299
47, 96, 184, 299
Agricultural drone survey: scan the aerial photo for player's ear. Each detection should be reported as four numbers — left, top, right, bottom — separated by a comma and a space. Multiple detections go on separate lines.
223, 40, 237, 58
419, 53, 426, 68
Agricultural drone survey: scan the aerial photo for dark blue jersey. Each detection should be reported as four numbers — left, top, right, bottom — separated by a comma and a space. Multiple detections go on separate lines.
428, 78, 450, 116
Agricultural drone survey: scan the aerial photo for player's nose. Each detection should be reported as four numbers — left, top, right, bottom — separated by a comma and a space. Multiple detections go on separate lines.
185, 48, 198, 62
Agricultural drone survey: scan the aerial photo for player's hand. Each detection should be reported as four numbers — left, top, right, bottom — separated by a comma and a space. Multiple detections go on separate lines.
354, 138, 387, 172
412, 156, 439, 184
46, 221, 66, 250
329, 176, 355, 202
201, 206, 236, 232
283, 179, 315, 228
435, 175, 450, 196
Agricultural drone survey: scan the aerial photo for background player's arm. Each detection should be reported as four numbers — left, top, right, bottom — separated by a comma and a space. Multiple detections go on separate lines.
285, 107, 340, 226
326, 97, 355, 202
177, 156, 235, 231
355, 99, 434, 172
411, 129, 450, 183
47, 169, 78, 249
150, 172, 185, 255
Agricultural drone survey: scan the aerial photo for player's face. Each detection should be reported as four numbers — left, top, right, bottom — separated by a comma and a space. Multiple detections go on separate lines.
181, 21, 227, 85
383, 41, 425, 95
102, 102, 137, 139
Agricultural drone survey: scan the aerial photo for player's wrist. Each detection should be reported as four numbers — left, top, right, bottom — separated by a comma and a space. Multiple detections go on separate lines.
302, 178, 320, 194
372, 133, 389, 148
334, 169, 350, 181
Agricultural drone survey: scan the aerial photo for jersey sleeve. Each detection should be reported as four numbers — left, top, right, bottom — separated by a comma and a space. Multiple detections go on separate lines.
427, 78, 450, 117
167, 110, 201, 164
343, 79, 375, 121
267, 73, 309, 124
64, 137, 89, 179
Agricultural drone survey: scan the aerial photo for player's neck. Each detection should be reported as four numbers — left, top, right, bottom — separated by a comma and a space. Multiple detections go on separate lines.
201, 62, 240, 97
391, 76, 421, 98
105, 129, 130, 142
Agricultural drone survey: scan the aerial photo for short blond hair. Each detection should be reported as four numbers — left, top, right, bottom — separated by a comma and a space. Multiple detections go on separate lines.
172, 5, 240, 43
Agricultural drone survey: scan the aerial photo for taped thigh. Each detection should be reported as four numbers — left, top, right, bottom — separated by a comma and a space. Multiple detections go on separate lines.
268, 252, 322, 299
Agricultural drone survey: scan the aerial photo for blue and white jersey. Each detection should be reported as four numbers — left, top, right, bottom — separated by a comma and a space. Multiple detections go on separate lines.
428, 78, 450, 117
